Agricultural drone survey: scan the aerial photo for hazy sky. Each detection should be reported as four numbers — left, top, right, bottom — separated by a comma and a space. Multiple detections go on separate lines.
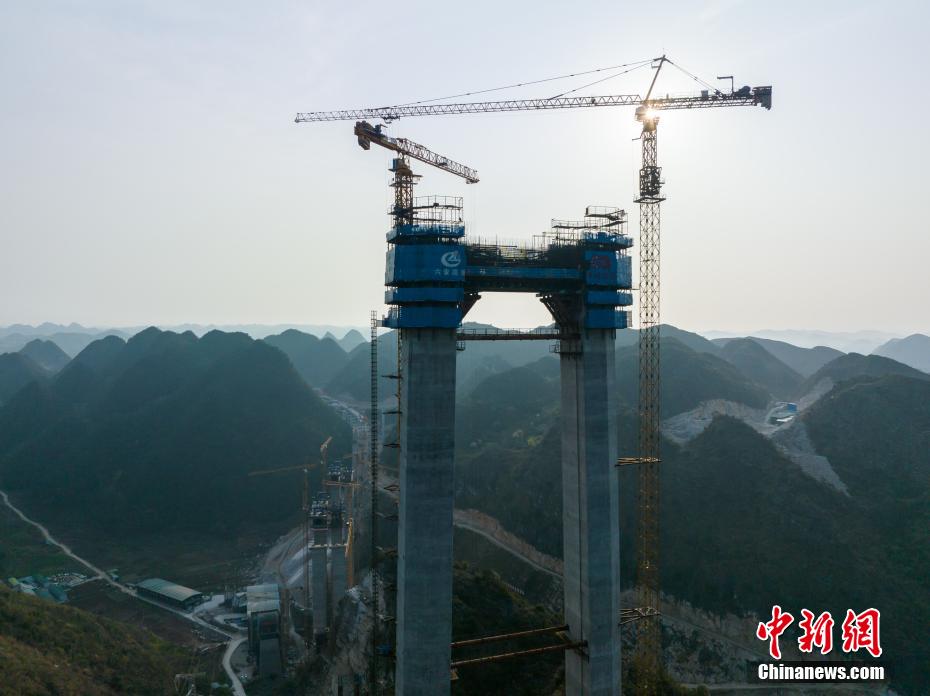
2, 1, 928, 334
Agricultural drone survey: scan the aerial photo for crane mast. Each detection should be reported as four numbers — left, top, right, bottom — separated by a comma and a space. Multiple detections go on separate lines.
298, 60, 771, 695
634, 57, 666, 693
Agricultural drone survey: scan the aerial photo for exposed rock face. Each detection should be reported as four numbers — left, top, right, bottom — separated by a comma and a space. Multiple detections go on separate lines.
661, 394, 850, 494
771, 420, 848, 495
324, 579, 375, 692
662, 399, 769, 445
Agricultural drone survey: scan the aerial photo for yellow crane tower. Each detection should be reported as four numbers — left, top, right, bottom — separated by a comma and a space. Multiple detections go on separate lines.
249, 435, 332, 650
326, 452, 360, 586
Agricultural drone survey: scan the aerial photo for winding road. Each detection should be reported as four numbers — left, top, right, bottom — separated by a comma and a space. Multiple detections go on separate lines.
0, 489, 246, 696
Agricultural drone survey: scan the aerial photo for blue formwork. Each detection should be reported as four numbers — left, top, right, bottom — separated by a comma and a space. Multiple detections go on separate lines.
383, 306, 461, 329
586, 290, 634, 307
383, 240, 465, 328
385, 245, 466, 285
585, 308, 631, 330
385, 287, 465, 304
466, 266, 580, 281
585, 251, 632, 288
383, 205, 635, 330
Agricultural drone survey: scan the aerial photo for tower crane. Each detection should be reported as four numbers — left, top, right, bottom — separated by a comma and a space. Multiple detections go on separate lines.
355, 121, 479, 183
352, 127, 478, 693
249, 436, 332, 651
297, 56, 771, 693
353, 120, 478, 233
326, 452, 360, 583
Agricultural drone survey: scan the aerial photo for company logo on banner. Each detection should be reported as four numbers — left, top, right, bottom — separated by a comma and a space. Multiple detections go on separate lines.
441, 251, 462, 268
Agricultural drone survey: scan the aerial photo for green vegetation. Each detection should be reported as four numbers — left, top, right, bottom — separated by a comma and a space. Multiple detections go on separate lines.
718, 337, 802, 399
740, 337, 842, 377
616, 338, 771, 417
0, 504, 80, 579
453, 527, 560, 608
454, 358, 562, 558
0, 328, 351, 567
19, 338, 70, 374
622, 659, 709, 696
326, 331, 397, 403
648, 417, 876, 617
454, 340, 777, 559
0, 352, 45, 405
263, 329, 349, 388
451, 563, 563, 696
0, 585, 188, 695
649, 325, 722, 356
804, 375, 930, 691
5, 325, 928, 691
454, 347, 930, 693
800, 351, 929, 393
450, 563, 703, 695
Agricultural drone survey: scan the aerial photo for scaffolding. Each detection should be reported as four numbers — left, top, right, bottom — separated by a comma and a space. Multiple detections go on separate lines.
388, 195, 465, 241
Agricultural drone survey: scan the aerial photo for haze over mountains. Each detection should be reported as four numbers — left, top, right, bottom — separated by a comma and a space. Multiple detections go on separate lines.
0, 322, 368, 356
873, 332, 930, 373
0, 328, 352, 538
1, 322, 929, 692
703, 328, 903, 354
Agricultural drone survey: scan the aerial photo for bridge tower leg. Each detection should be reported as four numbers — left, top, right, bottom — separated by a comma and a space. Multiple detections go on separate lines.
560, 328, 621, 696
395, 327, 458, 695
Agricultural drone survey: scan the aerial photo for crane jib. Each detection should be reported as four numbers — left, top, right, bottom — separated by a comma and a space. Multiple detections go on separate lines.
295, 87, 772, 123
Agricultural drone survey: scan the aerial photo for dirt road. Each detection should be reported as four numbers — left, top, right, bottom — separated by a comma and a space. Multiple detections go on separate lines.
0, 488, 245, 695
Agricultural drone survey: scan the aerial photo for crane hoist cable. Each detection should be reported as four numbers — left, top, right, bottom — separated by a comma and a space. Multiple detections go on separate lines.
549, 61, 652, 99
664, 57, 726, 95
388, 57, 653, 108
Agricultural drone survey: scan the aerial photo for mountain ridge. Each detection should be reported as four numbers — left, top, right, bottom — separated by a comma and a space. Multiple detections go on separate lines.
872, 332, 930, 373
0, 329, 352, 538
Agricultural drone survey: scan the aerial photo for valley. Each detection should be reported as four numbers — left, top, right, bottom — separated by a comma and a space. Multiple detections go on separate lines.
0, 323, 928, 694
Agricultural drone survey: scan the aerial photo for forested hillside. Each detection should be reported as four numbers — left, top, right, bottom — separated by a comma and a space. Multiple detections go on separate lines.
0, 328, 352, 537
263, 329, 350, 387
452, 345, 930, 694
718, 337, 802, 399
0, 352, 47, 405
0, 586, 188, 696
19, 338, 70, 373
800, 352, 929, 394
616, 338, 770, 417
